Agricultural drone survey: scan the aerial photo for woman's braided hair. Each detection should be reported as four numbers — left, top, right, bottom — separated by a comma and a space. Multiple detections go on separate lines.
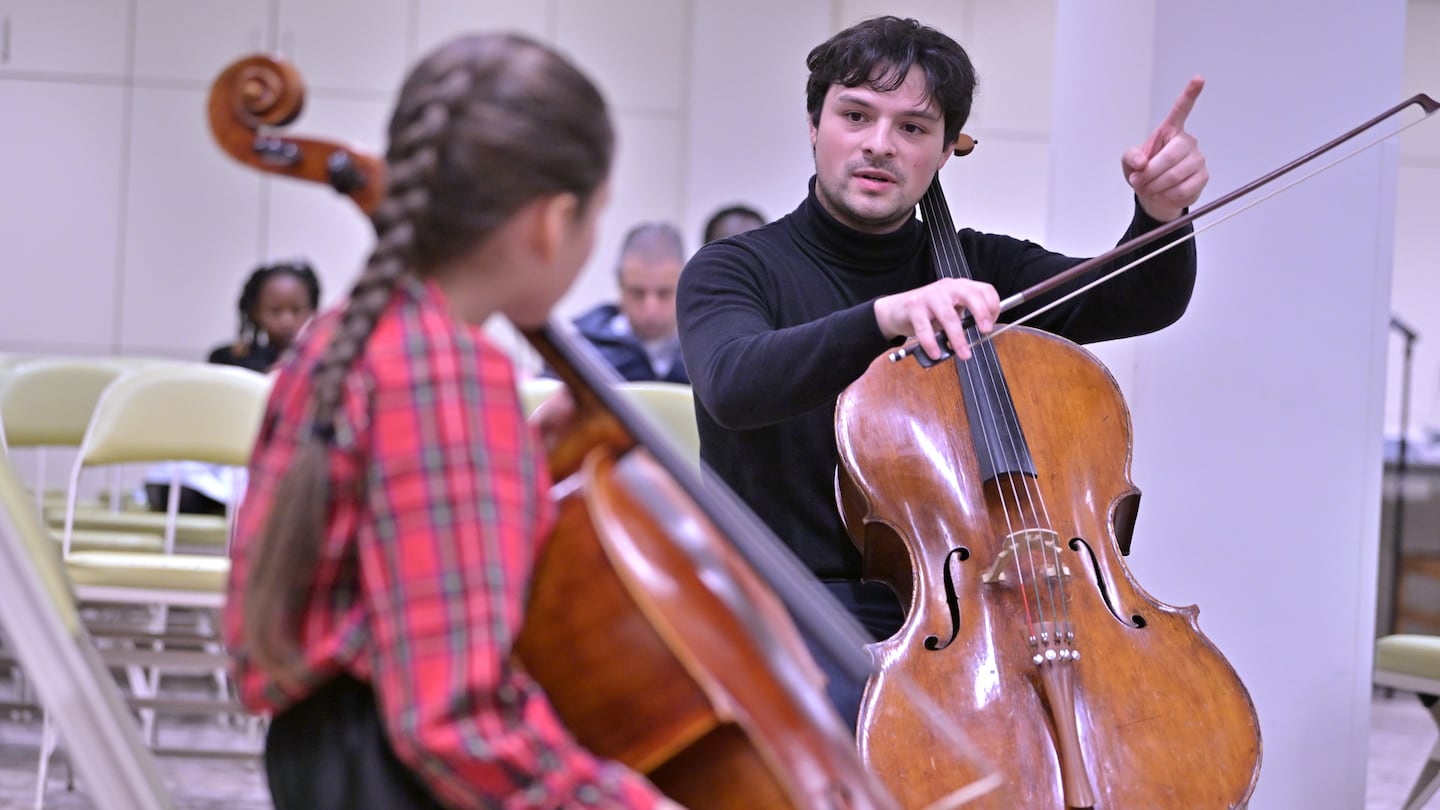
243, 32, 614, 683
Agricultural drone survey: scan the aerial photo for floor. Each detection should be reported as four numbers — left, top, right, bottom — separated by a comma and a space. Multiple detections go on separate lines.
0, 681, 1435, 808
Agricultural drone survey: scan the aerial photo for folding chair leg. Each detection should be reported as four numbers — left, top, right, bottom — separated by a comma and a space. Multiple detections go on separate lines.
123, 661, 157, 745
1405, 696, 1440, 810
34, 711, 57, 810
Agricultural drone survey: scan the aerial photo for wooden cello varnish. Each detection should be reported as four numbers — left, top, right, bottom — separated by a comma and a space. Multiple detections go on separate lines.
836, 175, 1261, 809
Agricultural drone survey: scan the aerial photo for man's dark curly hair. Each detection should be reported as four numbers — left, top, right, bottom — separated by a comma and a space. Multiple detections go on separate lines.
805, 16, 978, 147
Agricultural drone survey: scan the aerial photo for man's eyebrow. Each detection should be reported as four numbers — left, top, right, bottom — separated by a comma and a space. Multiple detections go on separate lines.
831, 89, 941, 121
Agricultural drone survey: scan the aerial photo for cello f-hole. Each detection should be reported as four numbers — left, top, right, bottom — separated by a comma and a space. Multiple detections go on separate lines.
1069, 537, 1146, 629
923, 546, 969, 651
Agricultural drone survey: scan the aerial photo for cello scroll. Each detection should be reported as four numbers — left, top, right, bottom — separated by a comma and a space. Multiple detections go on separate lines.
207, 54, 387, 213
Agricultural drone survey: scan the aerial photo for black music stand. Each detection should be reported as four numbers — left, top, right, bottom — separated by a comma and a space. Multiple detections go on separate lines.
1388, 315, 1419, 635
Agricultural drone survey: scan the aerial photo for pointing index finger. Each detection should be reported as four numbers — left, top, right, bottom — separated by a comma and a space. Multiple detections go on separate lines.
1161, 76, 1205, 132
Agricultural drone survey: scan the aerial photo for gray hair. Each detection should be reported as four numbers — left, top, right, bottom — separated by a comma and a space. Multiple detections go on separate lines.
616, 221, 684, 277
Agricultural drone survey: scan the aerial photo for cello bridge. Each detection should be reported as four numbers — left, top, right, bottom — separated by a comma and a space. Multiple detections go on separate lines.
982, 528, 1067, 584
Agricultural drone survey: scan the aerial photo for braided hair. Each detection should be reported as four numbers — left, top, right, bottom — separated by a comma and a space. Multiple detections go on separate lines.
244, 32, 615, 682
229, 260, 321, 357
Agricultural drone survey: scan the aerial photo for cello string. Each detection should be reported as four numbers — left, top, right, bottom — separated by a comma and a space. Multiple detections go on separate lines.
962, 114, 1432, 355
921, 189, 1061, 643
917, 190, 1036, 617
918, 189, 1051, 635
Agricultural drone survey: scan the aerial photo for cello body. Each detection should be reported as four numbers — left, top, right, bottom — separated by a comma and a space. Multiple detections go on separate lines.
516, 410, 890, 809
837, 326, 1261, 809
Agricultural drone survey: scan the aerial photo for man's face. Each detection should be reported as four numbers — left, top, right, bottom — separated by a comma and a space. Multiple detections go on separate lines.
809, 64, 953, 234
618, 254, 681, 342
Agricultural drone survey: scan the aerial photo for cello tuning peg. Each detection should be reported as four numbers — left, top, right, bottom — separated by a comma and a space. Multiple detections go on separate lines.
953, 134, 978, 157
327, 150, 366, 194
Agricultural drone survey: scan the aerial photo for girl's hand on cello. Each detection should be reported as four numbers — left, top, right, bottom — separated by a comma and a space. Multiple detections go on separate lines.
529, 384, 577, 452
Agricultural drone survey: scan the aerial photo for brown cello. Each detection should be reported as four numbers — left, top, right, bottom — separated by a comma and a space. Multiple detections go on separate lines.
207, 52, 929, 810
837, 94, 1438, 809
838, 197, 1262, 806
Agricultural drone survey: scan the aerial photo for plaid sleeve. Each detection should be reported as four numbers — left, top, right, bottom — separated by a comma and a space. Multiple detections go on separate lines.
355, 325, 662, 810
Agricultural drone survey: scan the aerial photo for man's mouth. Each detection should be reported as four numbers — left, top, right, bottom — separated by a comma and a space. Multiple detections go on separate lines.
854, 169, 895, 185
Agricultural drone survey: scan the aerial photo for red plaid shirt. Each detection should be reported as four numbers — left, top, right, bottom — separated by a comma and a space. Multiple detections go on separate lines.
224, 277, 660, 809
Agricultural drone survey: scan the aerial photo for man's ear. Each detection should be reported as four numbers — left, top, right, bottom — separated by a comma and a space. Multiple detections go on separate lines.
937, 139, 955, 170
533, 192, 581, 262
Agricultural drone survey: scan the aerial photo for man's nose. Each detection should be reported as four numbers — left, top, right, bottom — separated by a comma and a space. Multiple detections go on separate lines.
862, 125, 894, 157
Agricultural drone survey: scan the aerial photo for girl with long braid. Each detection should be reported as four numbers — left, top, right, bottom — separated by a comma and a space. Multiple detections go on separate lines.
222, 34, 671, 809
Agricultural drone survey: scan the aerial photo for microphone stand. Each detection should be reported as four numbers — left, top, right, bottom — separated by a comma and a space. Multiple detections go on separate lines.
1388, 315, 1419, 636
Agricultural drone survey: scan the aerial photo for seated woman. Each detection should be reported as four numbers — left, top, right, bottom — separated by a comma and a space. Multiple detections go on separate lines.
207, 259, 321, 372
142, 260, 322, 515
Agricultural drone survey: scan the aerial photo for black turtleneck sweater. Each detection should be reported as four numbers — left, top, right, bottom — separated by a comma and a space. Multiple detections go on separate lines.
677, 178, 1196, 580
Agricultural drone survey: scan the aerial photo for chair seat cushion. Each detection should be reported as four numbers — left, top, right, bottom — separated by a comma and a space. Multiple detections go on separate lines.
1376, 634, 1440, 679
48, 508, 229, 548
65, 551, 229, 592
50, 527, 164, 553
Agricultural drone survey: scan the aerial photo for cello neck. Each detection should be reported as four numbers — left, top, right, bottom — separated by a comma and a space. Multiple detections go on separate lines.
915, 178, 1037, 483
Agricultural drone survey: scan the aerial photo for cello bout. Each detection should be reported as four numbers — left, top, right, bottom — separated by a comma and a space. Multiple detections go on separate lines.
839, 326, 1260, 809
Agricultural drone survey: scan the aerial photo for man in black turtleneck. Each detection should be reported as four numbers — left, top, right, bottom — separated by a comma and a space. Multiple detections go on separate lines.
676, 16, 1208, 727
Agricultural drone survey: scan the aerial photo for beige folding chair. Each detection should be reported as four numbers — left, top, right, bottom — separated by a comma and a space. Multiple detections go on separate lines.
0, 452, 177, 810
0, 359, 162, 553
615, 381, 701, 469
1376, 634, 1440, 809
518, 375, 564, 417
56, 363, 269, 745
61, 363, 270, 562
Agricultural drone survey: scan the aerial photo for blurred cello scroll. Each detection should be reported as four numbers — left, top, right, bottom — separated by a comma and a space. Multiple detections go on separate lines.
208, 52, 998, 810
207, 54, 386, 213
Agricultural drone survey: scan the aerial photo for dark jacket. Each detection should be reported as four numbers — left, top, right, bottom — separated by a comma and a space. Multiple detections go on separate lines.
571, 303, 688, 384
207, 342, 281, 373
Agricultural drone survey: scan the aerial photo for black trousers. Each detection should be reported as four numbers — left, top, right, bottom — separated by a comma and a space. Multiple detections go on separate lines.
265, 674, 447, 810
143, 483, 227, 516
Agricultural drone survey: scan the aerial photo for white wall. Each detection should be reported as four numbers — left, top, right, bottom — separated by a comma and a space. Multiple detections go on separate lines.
1391, 0, 1440, 439
1051, 3, 1403, 808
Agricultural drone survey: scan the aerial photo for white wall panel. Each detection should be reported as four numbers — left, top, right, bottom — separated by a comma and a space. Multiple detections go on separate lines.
120, 86, 266, 358
1390, 166, 1440, 433
684, 0, 829, 245
132, 0, 271, 84
0, 81, 126, 351
835, 0, 966, 35
1401, 0, 1440, 160
555, 0, 688, 112
943, 138, 1049, 244
0, 0, 131, 79
965, 0, 1054, 134
275, 0, 410, 95
412, 0, 551, 60
558, 112, 685, 322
